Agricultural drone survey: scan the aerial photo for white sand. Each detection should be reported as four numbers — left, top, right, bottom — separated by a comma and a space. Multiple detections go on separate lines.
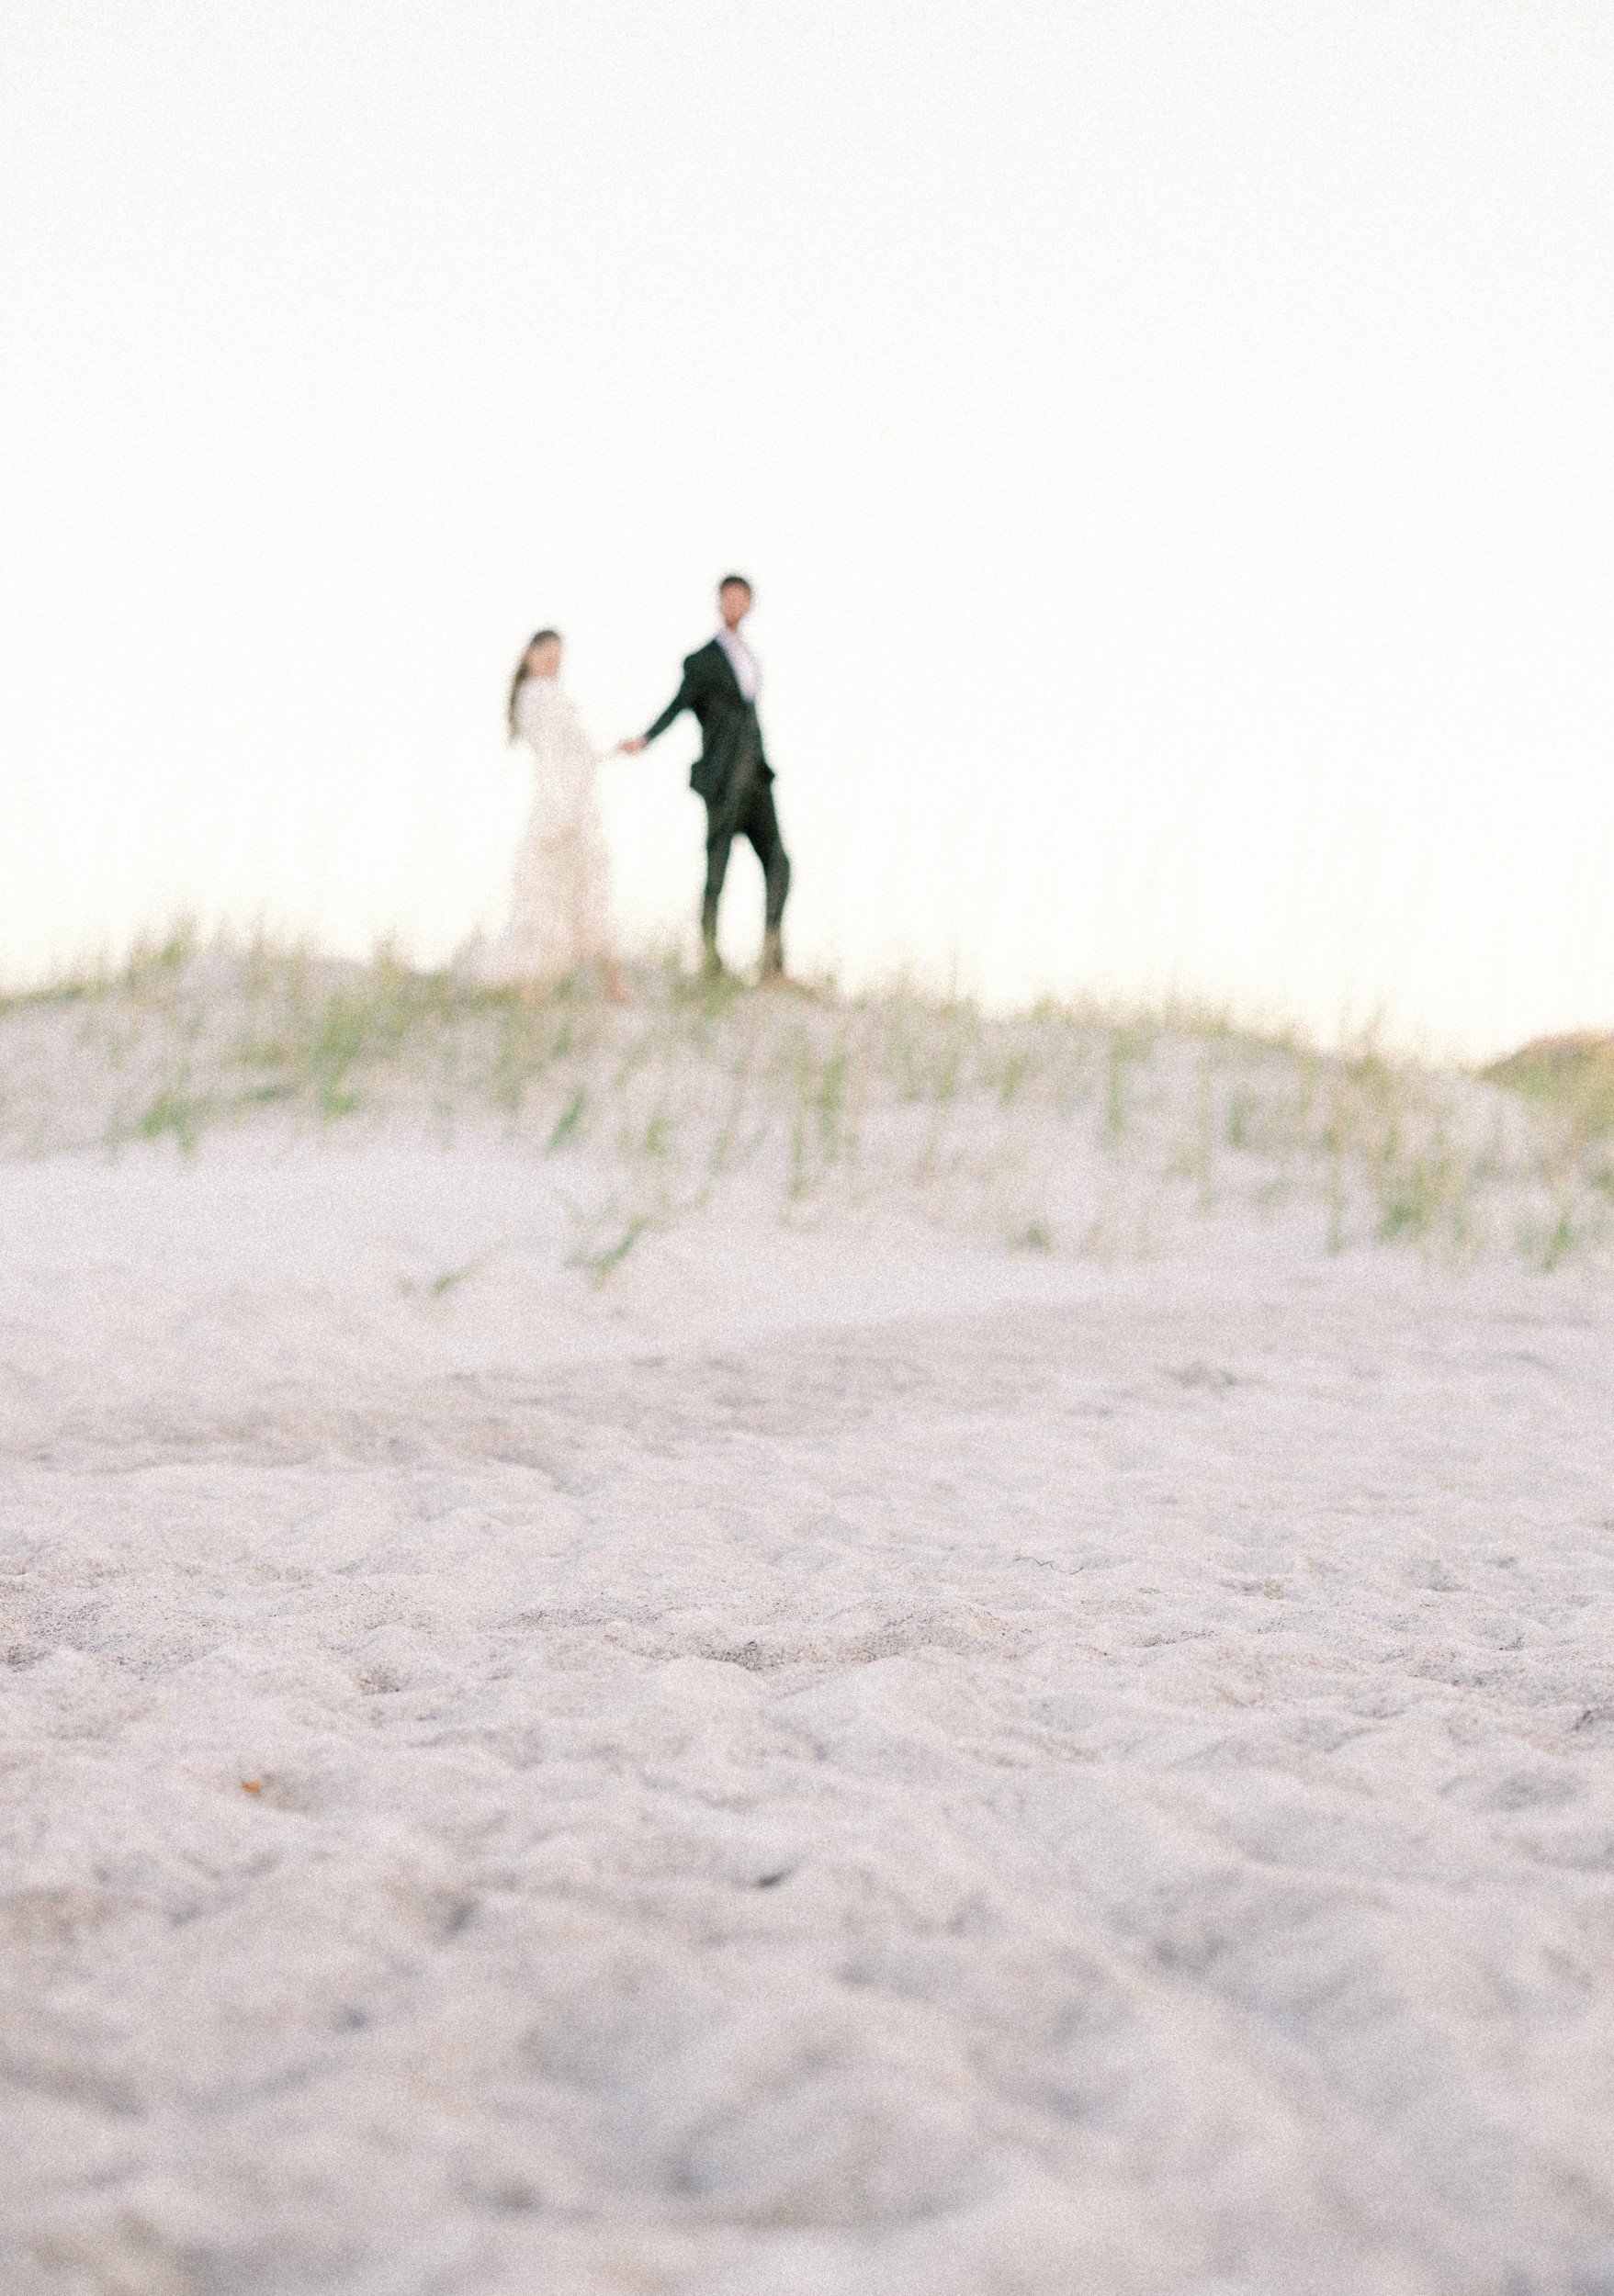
5, 1097, 1614, 2290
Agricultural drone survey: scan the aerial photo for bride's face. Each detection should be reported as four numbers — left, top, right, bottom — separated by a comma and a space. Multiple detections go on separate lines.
526, 636, 562, 680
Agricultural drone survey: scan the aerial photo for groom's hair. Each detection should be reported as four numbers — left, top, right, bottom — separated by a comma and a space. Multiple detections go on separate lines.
717, 573, 752, 596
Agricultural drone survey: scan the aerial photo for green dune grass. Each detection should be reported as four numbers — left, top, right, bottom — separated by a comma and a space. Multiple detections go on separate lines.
2, 926, 1608, 1273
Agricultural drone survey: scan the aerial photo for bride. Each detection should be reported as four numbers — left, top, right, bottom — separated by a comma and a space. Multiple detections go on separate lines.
474, 629, 631, 1002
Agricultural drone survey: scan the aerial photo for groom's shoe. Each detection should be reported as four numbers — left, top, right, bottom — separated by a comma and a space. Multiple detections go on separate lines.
699, 929, 738, 991
758, 930, 812, 995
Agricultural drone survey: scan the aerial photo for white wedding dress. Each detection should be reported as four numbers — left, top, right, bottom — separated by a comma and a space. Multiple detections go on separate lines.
476, 677, 616, 987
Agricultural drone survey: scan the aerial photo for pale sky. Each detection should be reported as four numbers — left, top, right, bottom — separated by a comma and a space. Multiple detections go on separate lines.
2, 1, 1610, 1054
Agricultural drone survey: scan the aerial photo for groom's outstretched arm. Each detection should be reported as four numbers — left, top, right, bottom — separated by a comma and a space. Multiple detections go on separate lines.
622, 667, 696, 753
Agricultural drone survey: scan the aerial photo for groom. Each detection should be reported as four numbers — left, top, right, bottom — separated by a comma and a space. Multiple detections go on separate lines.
623, 575, 791, 981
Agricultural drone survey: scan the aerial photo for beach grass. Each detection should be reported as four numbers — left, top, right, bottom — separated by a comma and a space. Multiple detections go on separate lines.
0, 928, 1607, 1272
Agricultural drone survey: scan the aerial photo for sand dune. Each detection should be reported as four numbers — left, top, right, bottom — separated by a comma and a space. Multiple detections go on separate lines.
3, 962, 1612, 2293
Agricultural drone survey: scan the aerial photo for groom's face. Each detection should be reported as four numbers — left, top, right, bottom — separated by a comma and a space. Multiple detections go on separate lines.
718, 583, 751, 630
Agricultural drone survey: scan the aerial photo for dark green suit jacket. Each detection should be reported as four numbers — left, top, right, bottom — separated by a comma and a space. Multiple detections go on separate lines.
643, 638, 773, 806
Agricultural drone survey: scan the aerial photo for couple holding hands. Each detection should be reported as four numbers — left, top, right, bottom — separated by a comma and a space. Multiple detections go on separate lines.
479, 574, 791, 1000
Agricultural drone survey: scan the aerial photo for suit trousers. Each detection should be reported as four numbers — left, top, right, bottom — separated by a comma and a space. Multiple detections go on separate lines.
702, 770, 790, 949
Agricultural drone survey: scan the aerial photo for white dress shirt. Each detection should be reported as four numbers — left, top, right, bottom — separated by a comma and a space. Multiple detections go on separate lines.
716, 625, 761, 703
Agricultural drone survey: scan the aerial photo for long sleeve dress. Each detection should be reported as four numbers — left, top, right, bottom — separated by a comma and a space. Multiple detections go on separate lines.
478, 678, 616, 986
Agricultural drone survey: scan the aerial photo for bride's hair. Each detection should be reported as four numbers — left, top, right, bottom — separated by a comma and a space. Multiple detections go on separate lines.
507, 630, 561, 739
